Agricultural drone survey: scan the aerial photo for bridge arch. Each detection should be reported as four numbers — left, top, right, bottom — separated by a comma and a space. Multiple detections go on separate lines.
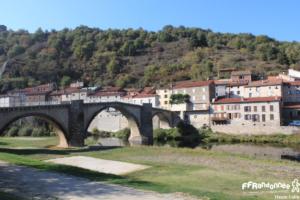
0, 113, 68, 147
152, 111, 172, 129
84, 104, 142, 144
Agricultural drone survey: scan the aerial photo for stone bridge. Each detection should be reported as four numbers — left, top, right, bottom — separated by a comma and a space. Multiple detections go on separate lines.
0, 100, 180, 147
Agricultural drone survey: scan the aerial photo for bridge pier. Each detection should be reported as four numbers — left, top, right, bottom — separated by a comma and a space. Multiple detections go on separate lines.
68, 100, 85, 147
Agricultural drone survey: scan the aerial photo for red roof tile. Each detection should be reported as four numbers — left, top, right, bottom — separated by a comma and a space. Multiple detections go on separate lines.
284, 81, 300, 86
246, 80, 283, 87
213, 96, 281, 104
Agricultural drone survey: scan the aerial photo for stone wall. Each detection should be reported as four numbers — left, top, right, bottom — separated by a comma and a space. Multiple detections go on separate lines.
211, 124, 300, 135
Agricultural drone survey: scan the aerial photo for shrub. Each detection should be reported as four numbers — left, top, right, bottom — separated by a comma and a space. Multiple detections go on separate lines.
18, 126, 33, 136
6, 126, 19, 137
112, 128, 130, 141
92, 127, 100, 135
153, 128, 167, 142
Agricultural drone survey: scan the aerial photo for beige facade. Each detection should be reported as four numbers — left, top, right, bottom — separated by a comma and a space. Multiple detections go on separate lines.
185, 111, 210, 128
244, 80, 283, 98
212, 97, 281, 127
156, 88, 172, 109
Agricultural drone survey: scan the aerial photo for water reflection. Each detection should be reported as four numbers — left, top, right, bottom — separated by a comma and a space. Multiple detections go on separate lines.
88, 136, 300, 162
200, 143, 300, 162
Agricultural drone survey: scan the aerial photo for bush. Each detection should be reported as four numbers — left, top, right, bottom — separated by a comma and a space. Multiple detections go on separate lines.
154, 128, 168, 142
6, 126, 19, 137
18, 126, 33, 136
112, 128, 130, 141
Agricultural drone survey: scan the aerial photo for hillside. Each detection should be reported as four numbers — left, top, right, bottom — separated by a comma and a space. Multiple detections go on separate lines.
0, 24, 300, 91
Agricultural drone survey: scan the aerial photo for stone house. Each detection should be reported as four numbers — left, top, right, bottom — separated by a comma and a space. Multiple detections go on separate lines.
230, 70, 252, 82
211, 96, 282, 127
244, 80, 283, 98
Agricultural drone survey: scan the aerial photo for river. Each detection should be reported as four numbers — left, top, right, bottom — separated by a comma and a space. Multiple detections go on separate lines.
94, 137, 300, 162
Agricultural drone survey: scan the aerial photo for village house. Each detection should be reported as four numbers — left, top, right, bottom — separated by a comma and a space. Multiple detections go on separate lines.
171, 80, 215, 111
122, 87, 159, 107
244, 79, 283, 98
226, 81, 248, 98
211, 96, 282, 127
230, 70, 252, 83
282, 81, 300, 103
156, 87, 172, 110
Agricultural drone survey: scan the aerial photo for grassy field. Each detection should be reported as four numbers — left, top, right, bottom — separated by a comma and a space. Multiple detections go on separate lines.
0, 136, 300, 200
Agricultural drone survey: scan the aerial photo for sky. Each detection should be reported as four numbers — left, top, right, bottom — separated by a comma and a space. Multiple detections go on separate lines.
0, 0, 299, 41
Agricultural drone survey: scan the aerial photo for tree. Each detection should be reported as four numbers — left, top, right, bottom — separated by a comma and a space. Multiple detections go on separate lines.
106, 57, 120, 77
60, 76, 71, 87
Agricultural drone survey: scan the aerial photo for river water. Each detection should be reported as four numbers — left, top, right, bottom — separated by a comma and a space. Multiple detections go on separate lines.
94, 137, 300, 162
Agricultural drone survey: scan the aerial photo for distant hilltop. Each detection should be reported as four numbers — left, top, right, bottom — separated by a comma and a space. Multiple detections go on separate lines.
0, 24, 299, 93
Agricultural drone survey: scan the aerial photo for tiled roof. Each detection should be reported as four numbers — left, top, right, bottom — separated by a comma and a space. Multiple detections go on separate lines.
227, 80, 249, 86
245, 80, 283, 87
283, 81, 300, 86
90, 91, 125, 97
213, 96, 281, 104
214, 79, 231, 85
173, 80, 213, 89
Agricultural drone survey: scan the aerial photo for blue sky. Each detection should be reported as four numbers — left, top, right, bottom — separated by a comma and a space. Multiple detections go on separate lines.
0, 0, 299, 41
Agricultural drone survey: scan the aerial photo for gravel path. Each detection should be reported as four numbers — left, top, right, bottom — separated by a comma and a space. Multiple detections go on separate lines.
46, 156, 150, 175
0, 160, 197, 200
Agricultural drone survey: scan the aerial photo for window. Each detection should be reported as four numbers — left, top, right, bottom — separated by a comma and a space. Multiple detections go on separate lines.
164, 101, 168, 104
192, 89, 196, 93
262, 114, 266, 122
202, 88, 206, 92
262, 106, 266, 112
270, 114, 274, 120
194, 115, 197, 119
237, 91, 240, 95
254, 106, 257, 112
252, 114, 259, 122
244, 106, 251, 112
202, 95, 206, 100
245, 114, 251, 120
270, 105, 274, 112
164, 94, 168, 98
249, 93, 252, 97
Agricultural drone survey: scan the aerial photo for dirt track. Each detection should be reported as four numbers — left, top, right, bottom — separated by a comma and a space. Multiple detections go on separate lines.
0, 160, 197, 200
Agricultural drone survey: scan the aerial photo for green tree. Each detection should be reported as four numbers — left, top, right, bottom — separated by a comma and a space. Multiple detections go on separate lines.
60, 76, 71, 87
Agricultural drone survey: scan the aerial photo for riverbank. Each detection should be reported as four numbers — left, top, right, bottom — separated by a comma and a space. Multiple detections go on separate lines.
204, 132, 300, 146
0, 137, 300, 200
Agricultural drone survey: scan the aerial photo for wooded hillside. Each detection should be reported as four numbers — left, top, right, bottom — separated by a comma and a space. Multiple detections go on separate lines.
0, 24, 300, 91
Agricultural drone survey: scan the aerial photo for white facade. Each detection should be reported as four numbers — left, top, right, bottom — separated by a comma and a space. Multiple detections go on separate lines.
0, 94, 25, 107
123, 95, 159, 107
61, 91, 89, 102
288, 69, 300, 79
226, 85, 245, 98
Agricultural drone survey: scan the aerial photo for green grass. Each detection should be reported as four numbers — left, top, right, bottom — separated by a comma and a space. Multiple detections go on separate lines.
0, 136, 58, 148
0, 137, 299, 200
